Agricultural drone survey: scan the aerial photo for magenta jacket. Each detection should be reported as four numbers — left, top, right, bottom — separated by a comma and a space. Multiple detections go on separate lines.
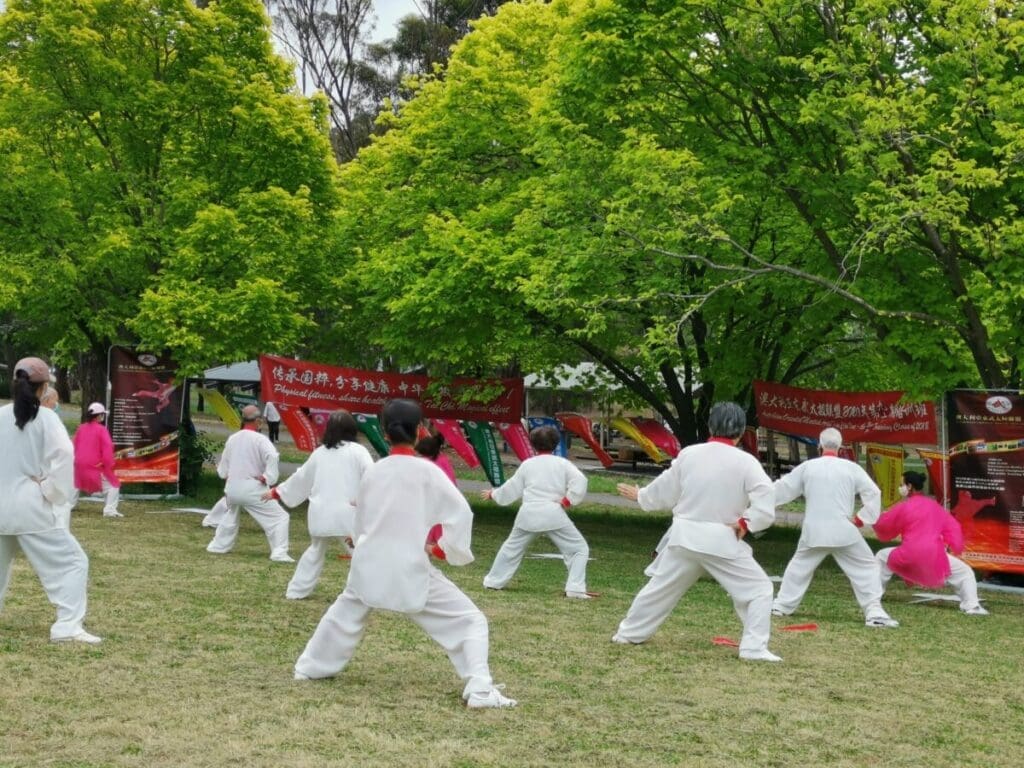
873, 494, 964, 588
72, 421, 121, 493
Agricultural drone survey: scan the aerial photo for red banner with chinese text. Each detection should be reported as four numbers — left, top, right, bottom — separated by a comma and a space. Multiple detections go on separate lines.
260, 355, 523, 423
753, 381, 936, 445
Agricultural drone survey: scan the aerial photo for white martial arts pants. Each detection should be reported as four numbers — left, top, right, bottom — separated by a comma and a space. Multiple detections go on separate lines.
206, 494, 290, 560
615, 544, 774, 653
773, 539, 891, 620
71, 477, 121, 516
201, 497, 229, 528
0, 529, 90, 640
294, 568, 494, 699
876, 548, 982, 611
286, 536, 352, 599
483, 524, 589, 594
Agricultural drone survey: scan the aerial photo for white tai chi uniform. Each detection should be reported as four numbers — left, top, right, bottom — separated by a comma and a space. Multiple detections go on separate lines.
614, 440, 776, 656
295, 451, 497, 700
772, 455, 893, 622
201, 497, 229, 528
275, 441, 374, 599
483, 453, 589, 594
0, 405, 92, 640
207, 427, 291, 561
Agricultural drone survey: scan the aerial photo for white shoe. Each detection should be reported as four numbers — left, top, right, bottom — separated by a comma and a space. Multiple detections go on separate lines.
865, 616, 900, 628
52, 630, 103, 645
611, 633, 642, 645
270, 553, 295, 563
739, 648, 782, 662
565, 591, 593, 600
770, 607, 789, 617
294, 671, 312, 681
103, 510, 124, 518
466, 685, 517, 709
962, 605, 989, 616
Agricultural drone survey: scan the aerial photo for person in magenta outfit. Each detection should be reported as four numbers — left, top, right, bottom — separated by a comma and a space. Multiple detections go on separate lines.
416, 433, 456, 553
72, 402, 122, 518
874, 471, 988, 616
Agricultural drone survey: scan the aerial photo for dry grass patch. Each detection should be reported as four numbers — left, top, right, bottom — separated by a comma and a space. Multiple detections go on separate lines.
1, 495, 1022, 767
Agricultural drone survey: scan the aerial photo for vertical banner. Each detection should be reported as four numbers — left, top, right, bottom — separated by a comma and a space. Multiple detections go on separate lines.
278, 406, 319, 452
631, 417, 682, 458
197, 388, 241, 431
432, 418, 480, 468
463, 420, 505, 486
947, 390, 1024, 574
866, 444, 905, 509
610, 416, 666, 464
355, 413, 390, 458
108, 347, 182, 484
527, 416, 568, 457
557, 412, 616, 467
740, 427, 760, 458
496, 421, 537, 462
917, 448, 949, 506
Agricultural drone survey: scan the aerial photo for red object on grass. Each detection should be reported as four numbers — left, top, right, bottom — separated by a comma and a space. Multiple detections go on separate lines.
712, 636, 739, 647
780, 623, 819, 632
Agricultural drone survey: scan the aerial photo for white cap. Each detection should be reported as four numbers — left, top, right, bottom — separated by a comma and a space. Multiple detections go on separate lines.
87, 402, 107, 416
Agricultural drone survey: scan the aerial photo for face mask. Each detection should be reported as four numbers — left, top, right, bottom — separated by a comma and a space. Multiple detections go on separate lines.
897, 484, 909, 498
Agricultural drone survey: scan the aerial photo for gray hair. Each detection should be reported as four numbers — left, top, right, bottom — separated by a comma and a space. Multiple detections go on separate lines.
40, 386, 59, 408
819, 427, 842, 450
708, 401, 746, 439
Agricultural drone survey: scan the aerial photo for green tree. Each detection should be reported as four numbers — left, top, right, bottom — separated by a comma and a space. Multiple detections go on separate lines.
0, 0, 338, 409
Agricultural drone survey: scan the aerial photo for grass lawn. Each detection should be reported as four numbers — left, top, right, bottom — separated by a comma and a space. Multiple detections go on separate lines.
2, 483, 1022, 768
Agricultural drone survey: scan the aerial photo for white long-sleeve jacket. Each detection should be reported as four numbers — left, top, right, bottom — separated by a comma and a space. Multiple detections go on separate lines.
346, 454, 475, 613
773, 455, 881, 548
0, 405, 75, 535
490, 453, 588, 532
217, 428, 279, 504
638, 441, 774, 558
275, 442, 374, 537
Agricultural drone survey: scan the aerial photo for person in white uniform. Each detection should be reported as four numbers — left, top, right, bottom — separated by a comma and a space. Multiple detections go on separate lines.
206, 405, 293, 562
0, 357, 101, 644
481, 425, 591, 597
294, 399, 516, 709
40, 386, 73, 529
613, 402, 781, 662
263, 401, 281, 443
264, 410, 373, 599
771, 428, 899, 628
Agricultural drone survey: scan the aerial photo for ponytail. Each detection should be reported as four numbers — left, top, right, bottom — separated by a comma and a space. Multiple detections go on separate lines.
13, 371, 41, 430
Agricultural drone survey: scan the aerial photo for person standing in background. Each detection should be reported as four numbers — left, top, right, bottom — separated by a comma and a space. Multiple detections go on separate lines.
0, 357, 101, 644
263, 401, 281, 443
72, 402, 123, 518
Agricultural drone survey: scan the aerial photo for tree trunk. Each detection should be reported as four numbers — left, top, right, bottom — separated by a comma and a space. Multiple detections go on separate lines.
77, 347, 109, 420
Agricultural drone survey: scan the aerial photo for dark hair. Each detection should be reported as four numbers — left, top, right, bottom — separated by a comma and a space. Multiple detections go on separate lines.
13, 370, 41, 430
322, 410, 359, 449
708, 401, 746, 438
415, 433, 446, 460
381, 398, 421, 445
903, 471, 926, 491
529, 425, 561, 452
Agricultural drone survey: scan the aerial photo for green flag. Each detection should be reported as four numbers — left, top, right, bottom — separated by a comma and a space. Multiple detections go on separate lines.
462, 420, 505, 486
355, 413, 390, 458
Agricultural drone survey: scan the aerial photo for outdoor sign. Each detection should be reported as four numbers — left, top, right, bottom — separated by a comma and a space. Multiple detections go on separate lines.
432, 418, 480, 468
753, 380, 937, 444
556, 412, 615, 467
463, 420, 505, 486
260, 354, 523, 423
866, 444, 905, 509
108, 347, 182, 484
496, 421, 536, 463
946, 390, 1024, 574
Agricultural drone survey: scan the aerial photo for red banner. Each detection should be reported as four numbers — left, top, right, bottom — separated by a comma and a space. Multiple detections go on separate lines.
918, 448, 949, 506
946, 390, 1024, 574
631, 417, 682, 458
260, 355, 523, 423
497, 421, 536, 462
278, 405, 319, 453
432, 418, 480, 469
109, 347, 182, 484
557, 412, 615, 468
753, 380, 936, 444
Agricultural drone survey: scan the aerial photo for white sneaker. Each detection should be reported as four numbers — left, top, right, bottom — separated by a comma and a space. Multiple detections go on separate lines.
103, 510, 124, 518
565, 591, 593, 600
294, 671, 312, 681
270, 553, 295, 563
466, 685, 517, 709
52, 630, 103, 645
739, 648, 782, 662
962, 605, 989, 616
611, 633, 642, 645
770, 607, 788, 617
865, 616, 900, 629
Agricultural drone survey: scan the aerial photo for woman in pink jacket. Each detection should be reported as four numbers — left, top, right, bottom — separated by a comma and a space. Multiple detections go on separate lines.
874, 471, 987, 615
72, 402, 122, 518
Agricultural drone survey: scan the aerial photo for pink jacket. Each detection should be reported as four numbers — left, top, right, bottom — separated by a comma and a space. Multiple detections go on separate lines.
873, 494, 964, 588
72, 421, 120, 493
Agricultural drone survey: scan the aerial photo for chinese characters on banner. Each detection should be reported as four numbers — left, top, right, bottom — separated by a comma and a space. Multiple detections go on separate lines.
753, 380, 937, 445
109, 347, 183, 484
946, 391, 1024, 574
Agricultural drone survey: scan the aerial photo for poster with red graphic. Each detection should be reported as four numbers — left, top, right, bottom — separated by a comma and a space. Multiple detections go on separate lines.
947, 390, 1024, 574
108, 347, 182, 484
